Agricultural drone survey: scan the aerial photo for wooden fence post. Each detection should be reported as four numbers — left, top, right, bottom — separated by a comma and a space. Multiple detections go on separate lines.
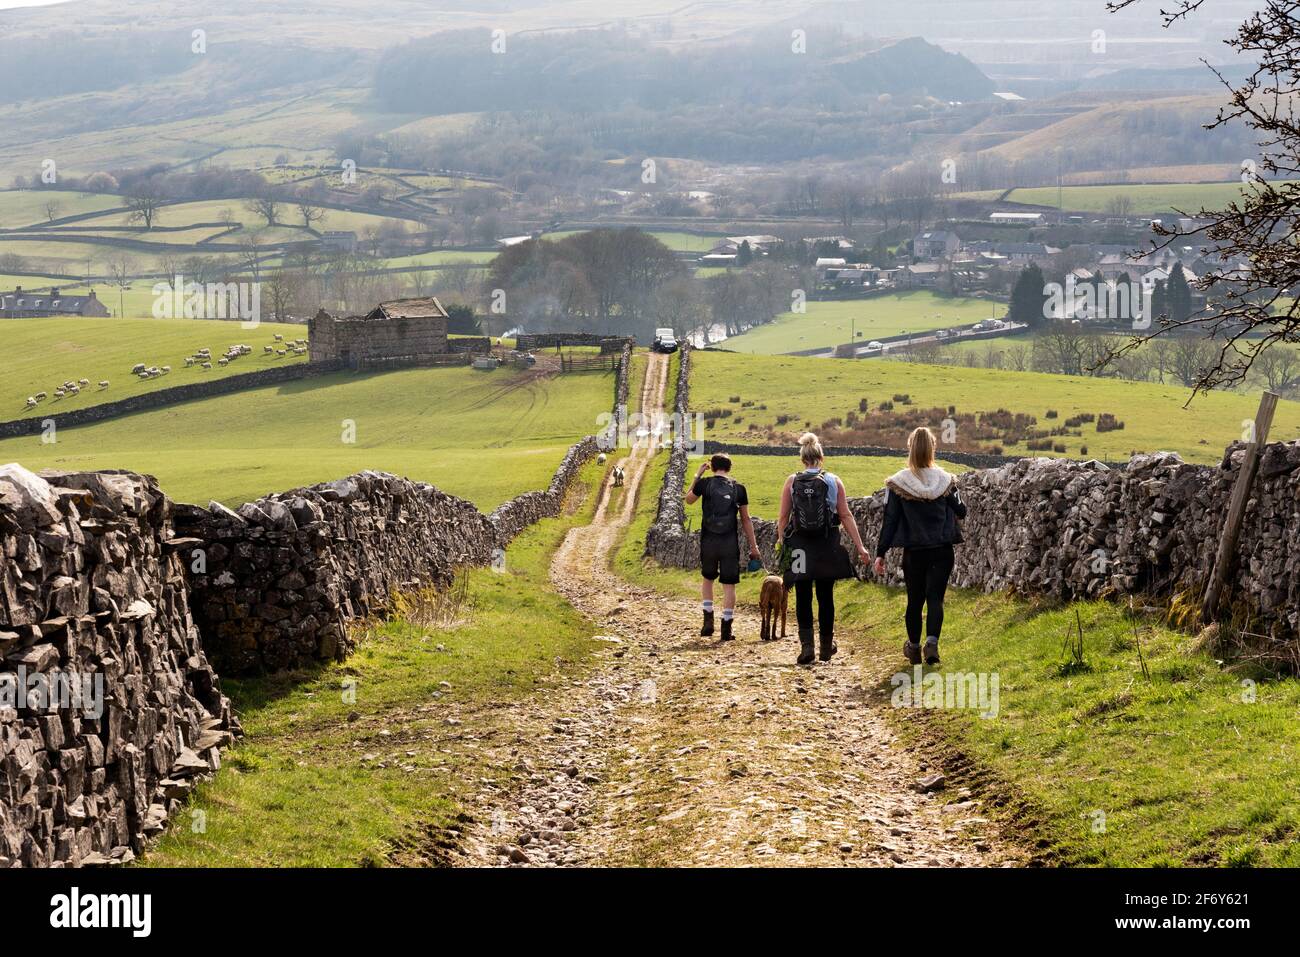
1202, 391, 1279, 624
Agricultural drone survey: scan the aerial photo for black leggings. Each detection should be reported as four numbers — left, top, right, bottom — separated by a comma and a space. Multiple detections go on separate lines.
902, 545, 955, 643
794, 579, 836, 636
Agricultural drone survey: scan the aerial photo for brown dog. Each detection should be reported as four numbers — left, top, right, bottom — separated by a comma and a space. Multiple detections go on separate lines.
759, 575, 788, 642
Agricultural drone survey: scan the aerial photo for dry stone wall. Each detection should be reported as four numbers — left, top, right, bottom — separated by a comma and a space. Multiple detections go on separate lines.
174, 343, 631, 675
0, 464, 236, 867
172, 473, 500, 674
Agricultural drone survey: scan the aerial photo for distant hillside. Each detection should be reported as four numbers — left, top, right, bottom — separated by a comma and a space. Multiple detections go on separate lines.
373, 29, 995, 115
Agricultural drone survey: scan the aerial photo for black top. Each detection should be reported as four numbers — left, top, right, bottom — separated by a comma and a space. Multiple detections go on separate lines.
876, 485, 967, 557
692, 475, 748, 536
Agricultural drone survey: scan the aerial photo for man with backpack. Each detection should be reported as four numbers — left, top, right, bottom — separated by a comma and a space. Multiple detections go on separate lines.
686, 454, 760, 641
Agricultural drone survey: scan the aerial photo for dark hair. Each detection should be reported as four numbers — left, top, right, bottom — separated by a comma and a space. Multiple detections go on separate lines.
710, 453, 733, 472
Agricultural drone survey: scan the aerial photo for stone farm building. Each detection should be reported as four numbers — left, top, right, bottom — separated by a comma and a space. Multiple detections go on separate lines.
0, 286, 110, 318
308, 296, 450, 368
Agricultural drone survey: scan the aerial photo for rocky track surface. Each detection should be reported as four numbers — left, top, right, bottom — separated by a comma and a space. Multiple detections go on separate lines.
455, 353, 1018, 868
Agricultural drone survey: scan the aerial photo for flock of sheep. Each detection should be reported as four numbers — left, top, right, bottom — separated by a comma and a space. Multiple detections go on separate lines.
23, 333, 309, 411
25, 377, 110, 408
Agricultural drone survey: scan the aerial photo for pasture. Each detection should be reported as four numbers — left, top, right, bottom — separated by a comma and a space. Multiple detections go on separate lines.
0, 363, 616, 509
720, 293, 1004, 355
0, 189, 122, 228
1004, 181, 1284, 215
3, 317, 309, 417
690, 350, 1300, 464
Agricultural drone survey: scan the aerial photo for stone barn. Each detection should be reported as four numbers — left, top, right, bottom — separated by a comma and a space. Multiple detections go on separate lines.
309, 297, 450, 368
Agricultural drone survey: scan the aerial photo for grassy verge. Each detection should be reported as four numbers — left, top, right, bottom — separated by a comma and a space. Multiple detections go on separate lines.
614, 466, 1300, 865
144, 460, 605, 867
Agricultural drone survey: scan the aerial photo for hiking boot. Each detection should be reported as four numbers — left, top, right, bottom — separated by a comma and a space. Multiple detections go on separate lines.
797, 629, 815, 666
903, 639, 922, 665
818, 631, 837, 662
720, 617, 734, 642
700, 611, 714, 637
924, 637, 941, 665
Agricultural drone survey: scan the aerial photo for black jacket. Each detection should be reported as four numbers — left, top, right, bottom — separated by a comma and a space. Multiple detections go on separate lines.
876, 474, 966, 557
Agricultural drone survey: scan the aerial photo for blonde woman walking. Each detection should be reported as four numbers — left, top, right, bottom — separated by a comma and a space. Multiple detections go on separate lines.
777, 433, 872, 666
873, 427, 966, 665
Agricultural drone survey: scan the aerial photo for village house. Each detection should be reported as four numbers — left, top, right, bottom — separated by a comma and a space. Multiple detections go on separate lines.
308, 296, 450, 368
0, 286, 110, 318
903, 262, 948, 288
912, 230, 961, 261
321, 231, 358, 253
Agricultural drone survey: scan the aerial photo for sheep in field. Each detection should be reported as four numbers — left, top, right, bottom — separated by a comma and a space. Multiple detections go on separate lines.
25, 397, 36, 409
78, 378, 89, 387
201, 362, 212, 370
98, 381, 109, 389
161, 365, 171, 374
132, 363, 146, 375
34, 392, 46, 401
264, 345, 274, 354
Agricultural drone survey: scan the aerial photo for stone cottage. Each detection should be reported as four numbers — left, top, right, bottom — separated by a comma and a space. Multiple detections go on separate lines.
308, 297, 450, 368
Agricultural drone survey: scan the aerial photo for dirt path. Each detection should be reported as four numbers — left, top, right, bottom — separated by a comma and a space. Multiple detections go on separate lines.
456, 353, 1018, 867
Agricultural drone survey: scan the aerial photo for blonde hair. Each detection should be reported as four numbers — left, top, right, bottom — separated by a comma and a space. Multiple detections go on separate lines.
908, 427, 936, 474
798, 432, 824, 467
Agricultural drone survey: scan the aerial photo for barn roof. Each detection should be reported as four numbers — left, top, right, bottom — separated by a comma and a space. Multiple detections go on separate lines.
365, 297, 449, 321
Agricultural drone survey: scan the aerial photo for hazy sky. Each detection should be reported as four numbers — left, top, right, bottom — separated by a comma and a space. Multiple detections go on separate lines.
0, 0, 68, 7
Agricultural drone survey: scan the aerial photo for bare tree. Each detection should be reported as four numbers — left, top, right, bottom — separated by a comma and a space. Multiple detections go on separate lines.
264, 268, 304, 321
1006, 342, 1031, 372
1169, 336, 1218, 388
245, 195, 282, 228
1103, 195, 1135, 217
295, 189, 327, 232
1255, 347, 1300, 393
125, 180, 166, 229
43, 199, 62, 223
1106, 0, 1300, 392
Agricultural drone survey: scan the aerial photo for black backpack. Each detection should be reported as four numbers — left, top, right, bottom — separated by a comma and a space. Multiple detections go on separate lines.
701, 477, 739, 535
789, 470, 834, 538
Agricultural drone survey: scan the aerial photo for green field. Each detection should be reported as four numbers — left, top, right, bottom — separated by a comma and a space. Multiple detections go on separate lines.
690, 350, 1300, 464
722, 293, 1004, 355
72, 198, 417, 234
545, 229, 724, 253
0, 363, 614, 508
0, 189, 122, 228
3, 317, 309, 416
378, 250, 496, 268
1005, 181, 1287, 215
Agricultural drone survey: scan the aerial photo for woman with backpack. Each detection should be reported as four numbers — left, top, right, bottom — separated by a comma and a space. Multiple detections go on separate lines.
873, 426, 966, 666
777, 433, 872, 665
